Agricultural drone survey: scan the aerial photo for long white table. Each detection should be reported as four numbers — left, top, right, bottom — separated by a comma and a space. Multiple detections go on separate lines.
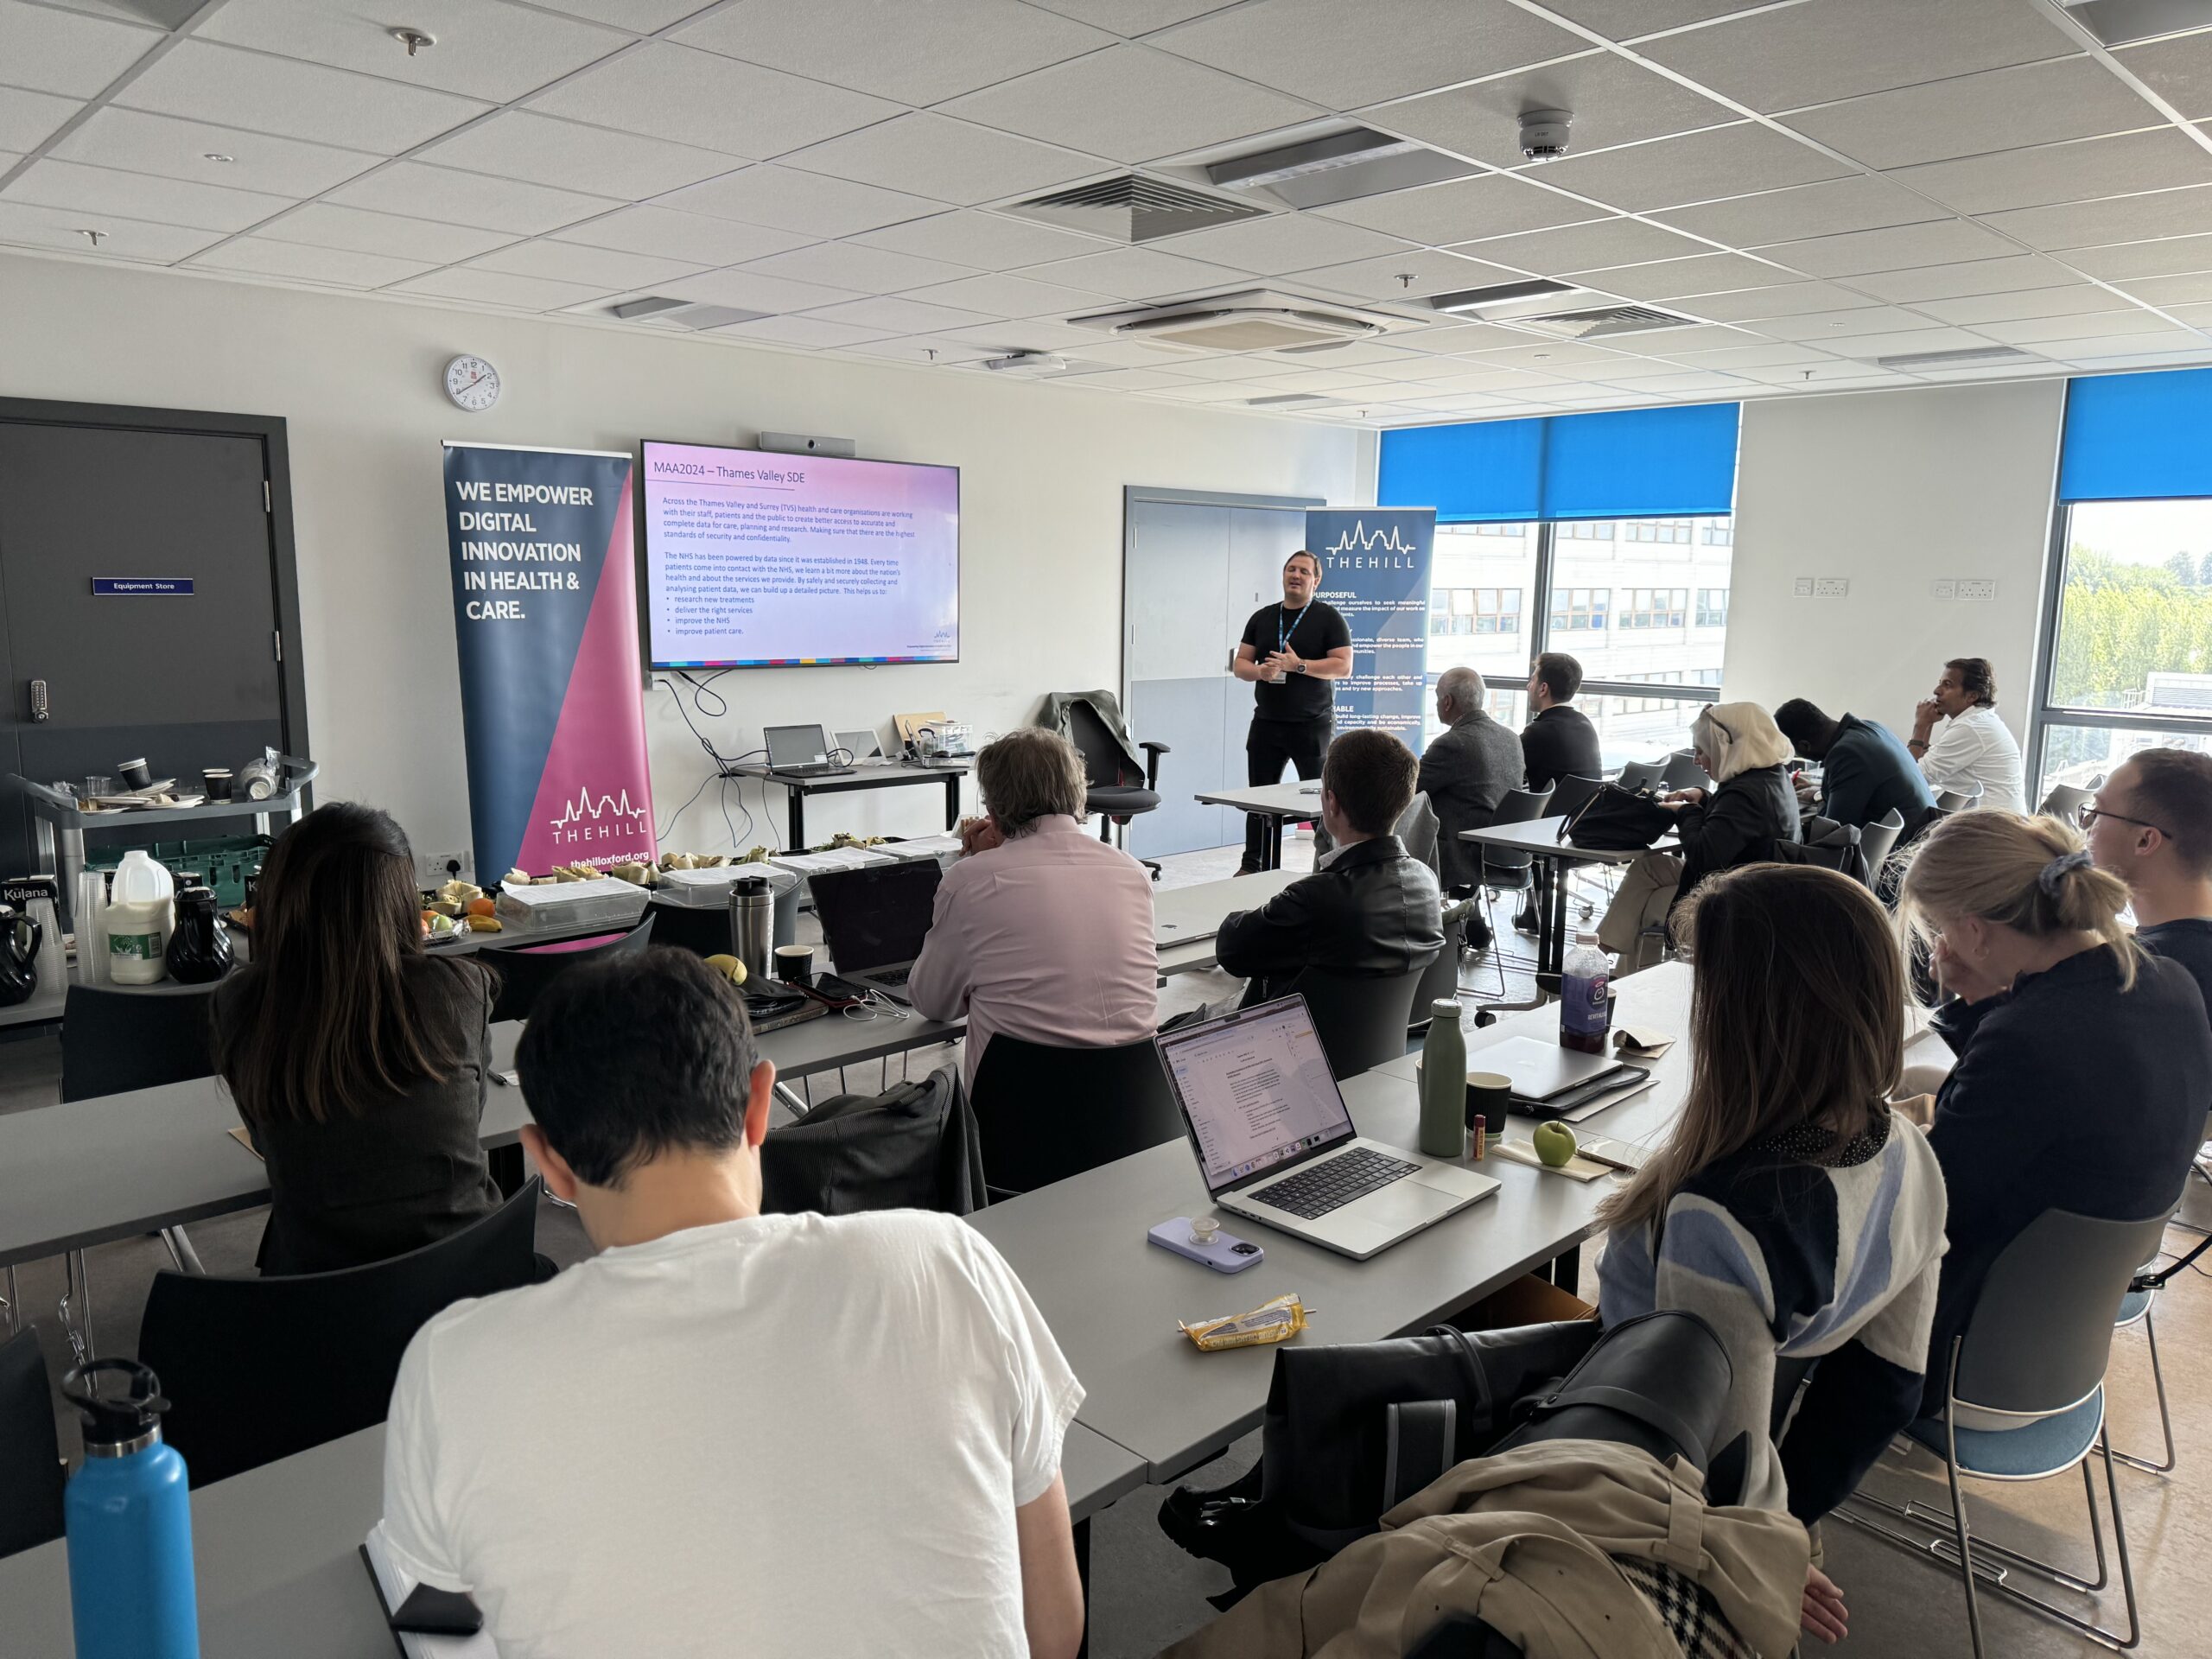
0, 1420, 1147, 1657
969, 964, 1697, 1484
1192, 779, 1325, 871
1459, 815, 1680, 985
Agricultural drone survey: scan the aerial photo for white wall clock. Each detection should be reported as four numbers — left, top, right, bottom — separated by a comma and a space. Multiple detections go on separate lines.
444, 354, 501, 412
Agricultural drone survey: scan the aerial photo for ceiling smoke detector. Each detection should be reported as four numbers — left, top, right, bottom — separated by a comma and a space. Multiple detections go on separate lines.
1518, 108, 1573, 162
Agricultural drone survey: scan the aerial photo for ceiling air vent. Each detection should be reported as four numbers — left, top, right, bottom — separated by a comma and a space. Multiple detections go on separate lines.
1072, 289, 1415, 353
609, 296, 768, 330
1205, 127, 1479, 209
1247, 392, 1331, 406
1870, 345, 2039, 371
1510, 305, 1696, 340
1005, 174, 1263, 244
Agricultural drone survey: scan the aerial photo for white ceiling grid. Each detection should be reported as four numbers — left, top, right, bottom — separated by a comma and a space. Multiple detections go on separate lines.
4, 0, 2212, 426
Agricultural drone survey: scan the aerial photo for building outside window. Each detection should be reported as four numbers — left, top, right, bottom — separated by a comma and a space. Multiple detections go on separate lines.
1549, 588, 1611, 632
1619, 588, 1689, 629
1696, 588, 1730, 627
1624, 518, 1694, 544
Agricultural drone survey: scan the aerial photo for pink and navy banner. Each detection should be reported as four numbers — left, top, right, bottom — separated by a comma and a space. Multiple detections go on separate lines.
442, 442, 657, 882
1306, 506, 1437, 745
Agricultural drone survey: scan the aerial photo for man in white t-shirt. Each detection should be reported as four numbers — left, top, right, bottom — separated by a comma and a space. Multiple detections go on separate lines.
378, 947, 1086, 1659
1908, 656, 2026, 814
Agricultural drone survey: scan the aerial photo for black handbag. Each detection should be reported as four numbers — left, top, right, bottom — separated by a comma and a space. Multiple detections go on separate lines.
1560, 783, 1675, 852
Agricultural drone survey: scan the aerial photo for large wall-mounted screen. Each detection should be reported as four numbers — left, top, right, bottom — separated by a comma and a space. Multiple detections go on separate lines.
640, 440, 959, 669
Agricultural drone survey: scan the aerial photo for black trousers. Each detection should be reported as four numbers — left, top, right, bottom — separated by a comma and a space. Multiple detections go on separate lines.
1243, 716, 1331, 870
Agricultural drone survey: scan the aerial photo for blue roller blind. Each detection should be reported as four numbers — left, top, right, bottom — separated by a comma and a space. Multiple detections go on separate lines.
1377, 402, 1740, 523
1375, 415, 1542, 523
2060, 366, 2212, 501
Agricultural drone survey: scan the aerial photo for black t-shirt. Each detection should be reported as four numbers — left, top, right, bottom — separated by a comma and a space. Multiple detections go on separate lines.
1240, 599, 1350, 724
2140, 918, 2212, 1022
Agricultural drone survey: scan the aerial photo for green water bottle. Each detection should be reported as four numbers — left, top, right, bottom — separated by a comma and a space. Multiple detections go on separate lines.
1419, 999, 1467, 1159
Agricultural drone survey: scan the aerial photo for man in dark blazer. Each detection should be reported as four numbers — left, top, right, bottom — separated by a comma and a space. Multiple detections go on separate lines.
1516, 652, 1604, 932
1417, 666, 1524, 951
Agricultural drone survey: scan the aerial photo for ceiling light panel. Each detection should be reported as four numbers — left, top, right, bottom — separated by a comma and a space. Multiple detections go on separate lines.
1530, 123, 1850, 214
1150, 0, 1581, 110
198, 0, 629, 104
113, 40, 492, 155
938, 46, 1324, 164
1640, 0, 2079, 112
0, 0, 161, 98
524, 42, 899, 160
1370, 51, 1734, 173
675, 0, 1113, 105
1777, 55, 2163, 171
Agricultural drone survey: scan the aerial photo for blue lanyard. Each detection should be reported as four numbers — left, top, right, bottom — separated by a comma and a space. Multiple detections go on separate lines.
1277, 602, 1310, 654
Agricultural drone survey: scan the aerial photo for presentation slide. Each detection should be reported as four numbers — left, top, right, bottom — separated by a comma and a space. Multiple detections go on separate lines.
641, 441, 959, 668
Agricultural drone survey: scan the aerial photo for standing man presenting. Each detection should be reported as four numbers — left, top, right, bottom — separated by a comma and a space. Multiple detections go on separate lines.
1232, 550, 1353, 874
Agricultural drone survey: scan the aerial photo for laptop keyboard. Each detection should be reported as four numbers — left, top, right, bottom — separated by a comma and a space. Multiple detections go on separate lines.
870, 963, 912, 988
1249, 1147, 1421, 1220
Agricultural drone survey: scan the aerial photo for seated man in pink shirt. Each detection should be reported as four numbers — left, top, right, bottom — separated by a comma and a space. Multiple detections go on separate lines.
910, 728, 1159, 1088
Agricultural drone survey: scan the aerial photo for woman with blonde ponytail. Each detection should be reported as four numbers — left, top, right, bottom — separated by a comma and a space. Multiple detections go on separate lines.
1901, 810, 2211, 1414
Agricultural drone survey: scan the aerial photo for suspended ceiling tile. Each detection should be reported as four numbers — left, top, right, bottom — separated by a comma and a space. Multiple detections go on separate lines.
0, 198, 220, 259
676, 0, 1112, 105
1822, 325, 2023, 358
1672, 281, 1878, 321
1058, 365, 1208, 390
740, 241, 975, 295
1149, 211, 1417, 276
2064, 231, 2212, 281
1567, 250, 1807, 302
1283, 246, 1516, 303
1745, 303, 1951, 341
2115, 32, 2212, 120
1889, 130, 2212, 219
524, 42, 899, 160
526, 0, 718, 26
53, 106, 381, 196
779, 113, 1106, 207
549, 205, 813, 265
1020, 242, 1251, 299
1149, 0, 1580, 110
0, 88, 79, 153
324, 162, 620, 234
715, 313, 898, 348
902, 270, 1115, 317
2046, 327, 2212, 358
1778, 56, 2162, 170
1, 156, 290, 233
656, 165, 943, 237
113, 39, 491, 155
803, 294, 1003, 334
198, 0, 630, 104
1638, 0, 2077, 113
390, 265, 621, 310
258, 201, 517, 264
1980, 184, 2212, 253
1314, 173, 1606, 246
1531, 123, 1849, 214
0, 0, 161, 98
1849, 252, 2083, 302
2064, 346, 2212, 370
1760, 216, 2018, 278
1020, 0, 1246, 32
855, 209, 1111, 269
938, 45, 1323, 165
654, 267, 869, 314
1664, 340, 1846, 370
1917, 284, 2147, 326
938, 316, 1116, 352
188, 236, 432, 288
2117, 270, 2212, 306
1657, 174, 1944, 246
1468, 214, 1708, 276
466, 238, 703, 291
416, 111, 738, 200
1974, 307, 2175, 345
1361, 49, 1733, 170
1540, 0, 1801, 37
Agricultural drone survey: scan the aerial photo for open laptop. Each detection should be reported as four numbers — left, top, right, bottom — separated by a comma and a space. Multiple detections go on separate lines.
805, 859, 942, 1002
1157, 997, 1497, 1261
765, 723, 854, 778
836, 728, 887, 764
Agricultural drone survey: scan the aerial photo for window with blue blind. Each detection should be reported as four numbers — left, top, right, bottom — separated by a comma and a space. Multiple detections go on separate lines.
1382, 404, 1742, 766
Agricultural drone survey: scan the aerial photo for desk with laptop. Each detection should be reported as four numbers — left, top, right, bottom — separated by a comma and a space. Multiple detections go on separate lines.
723, 723, 969, 849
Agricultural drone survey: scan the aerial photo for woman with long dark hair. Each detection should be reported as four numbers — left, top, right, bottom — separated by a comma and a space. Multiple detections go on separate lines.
213, 804, 501, 1275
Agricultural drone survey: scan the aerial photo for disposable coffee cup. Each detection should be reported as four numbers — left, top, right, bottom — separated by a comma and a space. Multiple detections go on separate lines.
202, 768, 233, 801
118, 758, 153, 791
774, 944, 815, 986
1465, 1070, 1513, 1131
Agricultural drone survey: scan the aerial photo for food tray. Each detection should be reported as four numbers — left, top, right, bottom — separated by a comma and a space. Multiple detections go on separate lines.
655, 865, 796, 908
493, 876, 651, 934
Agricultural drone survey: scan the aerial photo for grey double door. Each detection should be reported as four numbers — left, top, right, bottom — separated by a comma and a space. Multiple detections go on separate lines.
1123, 496, 1315, 859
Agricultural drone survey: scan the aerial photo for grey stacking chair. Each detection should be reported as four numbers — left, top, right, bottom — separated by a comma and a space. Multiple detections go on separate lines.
1659, 750, 1713, 792
2037, 782, 2097, 826
1612, 759, 1667, 793
1936, 783, 1984, 812
1837, 1206, 2171, 1656
1857, 808, 1906, 893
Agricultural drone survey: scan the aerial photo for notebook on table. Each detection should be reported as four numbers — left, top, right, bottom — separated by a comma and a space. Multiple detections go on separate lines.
1472, 1035, 1648, 1119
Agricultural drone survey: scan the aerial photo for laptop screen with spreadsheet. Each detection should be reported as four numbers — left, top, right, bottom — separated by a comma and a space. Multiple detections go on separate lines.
1157, 996, 1356, 1194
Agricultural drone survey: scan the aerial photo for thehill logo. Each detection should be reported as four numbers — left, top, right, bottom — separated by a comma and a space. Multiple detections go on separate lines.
1321, 518, 1421, 570
548, 784, 651, 849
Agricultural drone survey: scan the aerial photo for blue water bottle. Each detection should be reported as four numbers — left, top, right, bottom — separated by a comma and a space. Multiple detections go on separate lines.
60, 1359, 200, 1659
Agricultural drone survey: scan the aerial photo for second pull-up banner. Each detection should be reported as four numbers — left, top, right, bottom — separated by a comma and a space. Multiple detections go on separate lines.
1306, 506, 1437, 747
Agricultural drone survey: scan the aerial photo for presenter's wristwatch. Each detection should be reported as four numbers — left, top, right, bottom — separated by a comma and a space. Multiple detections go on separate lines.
1287, 658, 1306, 674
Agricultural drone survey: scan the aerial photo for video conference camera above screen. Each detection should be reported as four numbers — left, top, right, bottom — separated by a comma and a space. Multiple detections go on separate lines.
640, 439, 960, 671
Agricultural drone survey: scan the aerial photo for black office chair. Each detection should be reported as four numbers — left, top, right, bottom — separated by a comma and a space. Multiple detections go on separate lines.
1659, 750, 1713, 792
0, 1327, 65, 1559
970, 1034, 1185, 1198
481, 914, 655, 1025
1060, 702, 1169, 870
137, 1179, 547, 1487
60, 982, 219, 1102
1294, 963, 1434, 1079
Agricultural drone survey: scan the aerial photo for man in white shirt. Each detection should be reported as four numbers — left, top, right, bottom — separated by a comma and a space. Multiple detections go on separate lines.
1908, 656, 2026, 814
379, 947, 1086, 1659
911, 728, 1158, 1090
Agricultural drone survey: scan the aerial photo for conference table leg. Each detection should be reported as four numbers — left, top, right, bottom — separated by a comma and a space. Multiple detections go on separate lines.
1549, 1243, 1583, 1300
944, 774, 960, 830
787, 788, 806, 852
1074, 1516, 1092, 1659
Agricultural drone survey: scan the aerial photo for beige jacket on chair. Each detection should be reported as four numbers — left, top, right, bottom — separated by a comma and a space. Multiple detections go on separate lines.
1160, 1439, 1808, 1659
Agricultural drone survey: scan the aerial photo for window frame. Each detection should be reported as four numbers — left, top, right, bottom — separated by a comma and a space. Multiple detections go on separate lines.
1532, 522, 1725, 711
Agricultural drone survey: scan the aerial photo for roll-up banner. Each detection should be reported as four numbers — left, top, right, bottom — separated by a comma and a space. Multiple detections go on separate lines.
442, 442, 657, 883
1306, 507, 1437, 746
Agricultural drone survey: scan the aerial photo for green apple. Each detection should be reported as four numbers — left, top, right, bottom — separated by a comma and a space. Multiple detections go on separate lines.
1533, 1122, 1579, 1169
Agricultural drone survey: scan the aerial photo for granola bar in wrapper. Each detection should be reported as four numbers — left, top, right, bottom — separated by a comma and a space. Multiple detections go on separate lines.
1179, 1292, 1311, 1352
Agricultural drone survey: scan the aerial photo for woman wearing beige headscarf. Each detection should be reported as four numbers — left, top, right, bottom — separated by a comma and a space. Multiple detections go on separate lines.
1598, 701, 1802, 969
